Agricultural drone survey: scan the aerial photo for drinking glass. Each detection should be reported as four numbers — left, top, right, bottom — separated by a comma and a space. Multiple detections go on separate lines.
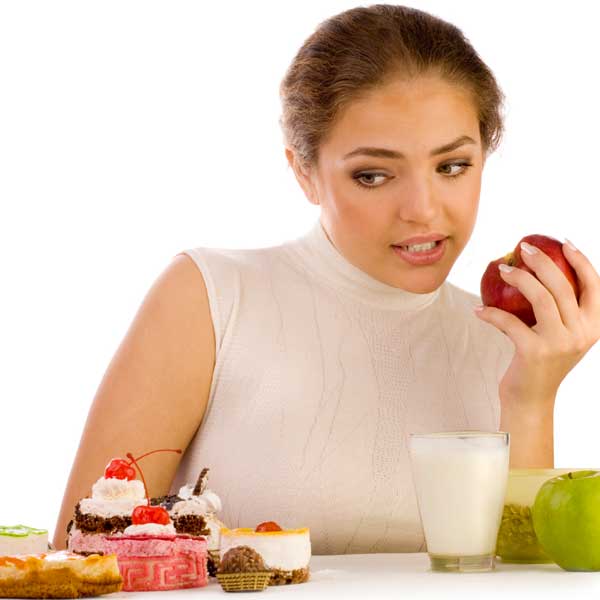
409, 431, 510, 573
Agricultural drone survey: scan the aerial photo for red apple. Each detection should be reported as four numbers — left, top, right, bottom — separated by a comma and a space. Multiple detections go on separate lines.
481, 234, 580, 327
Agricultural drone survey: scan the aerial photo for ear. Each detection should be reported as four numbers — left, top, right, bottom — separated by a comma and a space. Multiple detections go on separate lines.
285, 148, 319, 206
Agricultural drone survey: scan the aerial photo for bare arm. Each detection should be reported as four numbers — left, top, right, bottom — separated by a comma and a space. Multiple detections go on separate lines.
500, 392, 555, 468
53, 254, 215, 548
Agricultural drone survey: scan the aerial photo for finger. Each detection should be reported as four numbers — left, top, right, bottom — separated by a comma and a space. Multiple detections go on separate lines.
519, 241, 580, 330
562, 240, 600, 316
474, 303, 535, 351
498, 263, 564, 335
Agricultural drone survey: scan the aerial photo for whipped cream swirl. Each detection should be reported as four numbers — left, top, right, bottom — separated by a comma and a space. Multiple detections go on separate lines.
173, 484, 222, 516
79, 477, 146, 518
92, 477, 146, 501
124, 523, 176, 536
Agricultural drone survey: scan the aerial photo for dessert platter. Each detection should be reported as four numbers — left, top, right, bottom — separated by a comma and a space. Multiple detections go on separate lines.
0, 448, 312, 596
5, 448, 600, 597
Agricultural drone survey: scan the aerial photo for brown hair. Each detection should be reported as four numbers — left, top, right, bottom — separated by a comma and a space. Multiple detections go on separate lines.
279, 4, 505, 170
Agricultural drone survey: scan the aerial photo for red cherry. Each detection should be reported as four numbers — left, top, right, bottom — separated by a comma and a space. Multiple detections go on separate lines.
255, 521, 283, 533
132, 505, 170, 526
104, 458, 136, 480
104, 449, 182, 485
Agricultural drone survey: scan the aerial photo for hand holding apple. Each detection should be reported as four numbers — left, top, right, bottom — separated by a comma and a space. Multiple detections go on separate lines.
481, 235, 579, 327
474, 236, 600, 413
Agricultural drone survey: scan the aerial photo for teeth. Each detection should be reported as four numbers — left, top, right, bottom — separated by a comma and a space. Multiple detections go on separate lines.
402, 241, 438, 252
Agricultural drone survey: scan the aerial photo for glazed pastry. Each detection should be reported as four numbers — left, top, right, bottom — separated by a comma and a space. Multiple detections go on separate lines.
0, 551, 122, 598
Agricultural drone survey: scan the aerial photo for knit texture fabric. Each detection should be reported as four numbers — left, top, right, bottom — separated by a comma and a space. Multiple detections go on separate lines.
171, 220, 514, 554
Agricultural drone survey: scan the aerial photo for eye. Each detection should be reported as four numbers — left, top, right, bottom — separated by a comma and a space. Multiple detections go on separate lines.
352, 161, 474, 191
438, 161, 473, 178
351, 172, 388, 191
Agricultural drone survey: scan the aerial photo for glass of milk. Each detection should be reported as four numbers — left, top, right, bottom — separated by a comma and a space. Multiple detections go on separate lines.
409, 430, 510, 572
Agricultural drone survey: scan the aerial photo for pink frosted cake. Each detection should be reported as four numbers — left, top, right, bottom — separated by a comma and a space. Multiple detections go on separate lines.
105, 523, 208, 592
71, 448, 209, 591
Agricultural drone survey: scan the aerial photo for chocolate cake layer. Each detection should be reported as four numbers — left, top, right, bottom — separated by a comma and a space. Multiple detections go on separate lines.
74, 503, 132, 534
172, 515, 210, 537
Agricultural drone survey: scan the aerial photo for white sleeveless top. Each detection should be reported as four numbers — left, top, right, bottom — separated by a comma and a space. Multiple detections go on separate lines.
171, 219, 514, 555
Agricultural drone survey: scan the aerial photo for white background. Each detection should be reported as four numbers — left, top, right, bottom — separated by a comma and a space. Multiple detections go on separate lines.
1, 1, 598, 540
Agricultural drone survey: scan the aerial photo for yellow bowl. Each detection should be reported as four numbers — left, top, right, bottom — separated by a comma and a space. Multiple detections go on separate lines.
496, 468, 597, 563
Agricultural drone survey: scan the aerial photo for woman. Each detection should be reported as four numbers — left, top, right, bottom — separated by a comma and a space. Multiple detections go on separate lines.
54, 4, 600, 554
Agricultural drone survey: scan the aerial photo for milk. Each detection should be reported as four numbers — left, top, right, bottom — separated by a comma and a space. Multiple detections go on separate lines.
409, 432, 509, 556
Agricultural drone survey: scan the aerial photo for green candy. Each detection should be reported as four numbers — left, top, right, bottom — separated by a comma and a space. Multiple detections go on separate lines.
0, 525, 48, 538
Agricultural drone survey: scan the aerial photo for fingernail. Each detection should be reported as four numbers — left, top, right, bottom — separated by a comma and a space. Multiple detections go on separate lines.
564, 238, 577, 252
473, 304, 485, 312
499, 264, 514, 273
520, 241, 538, 255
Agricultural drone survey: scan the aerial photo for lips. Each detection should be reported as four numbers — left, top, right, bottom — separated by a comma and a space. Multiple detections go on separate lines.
395, 234, 448, 247
392, 238, 447, 265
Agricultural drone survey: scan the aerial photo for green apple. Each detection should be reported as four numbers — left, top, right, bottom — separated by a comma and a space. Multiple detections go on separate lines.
532, 470, 600, 570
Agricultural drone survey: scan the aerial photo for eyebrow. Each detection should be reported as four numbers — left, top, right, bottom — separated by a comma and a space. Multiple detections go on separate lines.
342, 135, 477, 160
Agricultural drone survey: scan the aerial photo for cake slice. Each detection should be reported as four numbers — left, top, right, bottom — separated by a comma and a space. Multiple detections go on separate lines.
0, 526, 48, 556
0, 551, 122, 598
68, 449, 182, 555
67, 476, 144, 555
220, 521, 311, 585
105, 508, 208, 591
102, 452, 209, 591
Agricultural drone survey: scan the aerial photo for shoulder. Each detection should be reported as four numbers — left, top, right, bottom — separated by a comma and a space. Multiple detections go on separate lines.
179, 242, 296, 290
132, 254, 215, 365
181, 243, 286, 270
148, 253, 211, 318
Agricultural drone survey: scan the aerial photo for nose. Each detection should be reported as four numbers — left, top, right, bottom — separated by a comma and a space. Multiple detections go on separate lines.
396, 171, 439, 224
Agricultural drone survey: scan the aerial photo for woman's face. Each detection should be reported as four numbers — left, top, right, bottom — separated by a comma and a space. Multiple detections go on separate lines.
286, 75, 485, 294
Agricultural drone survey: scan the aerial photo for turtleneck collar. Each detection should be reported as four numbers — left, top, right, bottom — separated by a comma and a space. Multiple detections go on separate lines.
286, 219, 442, 311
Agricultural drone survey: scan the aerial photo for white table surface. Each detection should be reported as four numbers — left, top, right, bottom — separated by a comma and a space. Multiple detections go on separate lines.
108, 553, 600, 600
